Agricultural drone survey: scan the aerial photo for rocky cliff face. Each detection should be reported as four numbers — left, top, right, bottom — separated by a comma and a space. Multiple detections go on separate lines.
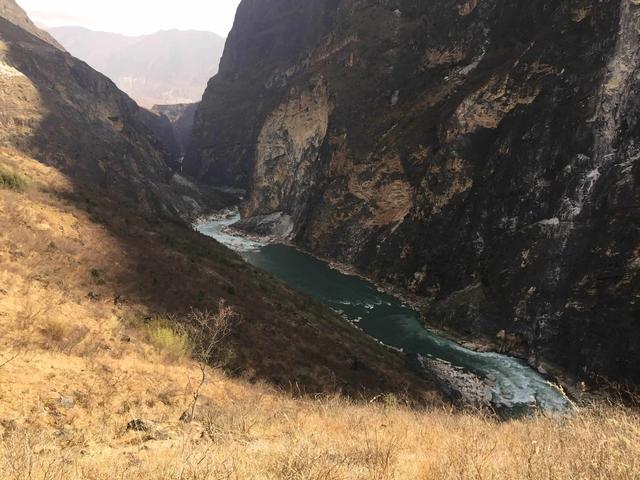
0, 0, 189, 218
188, 0, 640, 387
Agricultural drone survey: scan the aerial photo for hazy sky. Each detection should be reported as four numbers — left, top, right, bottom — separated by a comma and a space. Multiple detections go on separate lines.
16, 0, 242, 37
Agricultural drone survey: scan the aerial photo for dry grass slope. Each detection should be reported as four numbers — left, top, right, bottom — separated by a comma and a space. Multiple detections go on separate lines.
0, 148, 639, 479
1, 376, 639, 479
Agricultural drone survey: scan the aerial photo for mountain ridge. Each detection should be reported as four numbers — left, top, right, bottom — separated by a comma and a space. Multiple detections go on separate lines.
1, 0, 62, 49
48, 25, 226, 107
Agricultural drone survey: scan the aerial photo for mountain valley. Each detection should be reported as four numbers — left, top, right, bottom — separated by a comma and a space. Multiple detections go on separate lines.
0, 0, 639, 478
187, 0, 640, 391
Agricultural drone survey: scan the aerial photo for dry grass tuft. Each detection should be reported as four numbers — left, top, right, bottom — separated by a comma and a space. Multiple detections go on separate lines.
0, 166, 28, 192
145, 316, 192, 363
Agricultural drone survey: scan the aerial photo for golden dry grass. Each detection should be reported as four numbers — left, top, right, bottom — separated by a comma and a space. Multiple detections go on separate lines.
1, 347, 639, 480
0, 270, 638, 480
1, 148, 639, 479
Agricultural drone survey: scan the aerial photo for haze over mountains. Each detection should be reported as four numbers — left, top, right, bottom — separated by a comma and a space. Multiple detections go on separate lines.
48, 26, 225, 107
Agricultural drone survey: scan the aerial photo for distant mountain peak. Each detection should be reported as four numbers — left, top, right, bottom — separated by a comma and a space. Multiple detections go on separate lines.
48, 25, 226, 107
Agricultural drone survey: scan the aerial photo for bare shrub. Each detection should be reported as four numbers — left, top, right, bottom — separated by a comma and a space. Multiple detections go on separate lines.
183, 300, 237, 422
16, 292, 50, 331
187, 300, 236, 365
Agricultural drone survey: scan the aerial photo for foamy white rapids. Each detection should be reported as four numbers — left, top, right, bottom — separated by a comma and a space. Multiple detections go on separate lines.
195, 208, 265, 252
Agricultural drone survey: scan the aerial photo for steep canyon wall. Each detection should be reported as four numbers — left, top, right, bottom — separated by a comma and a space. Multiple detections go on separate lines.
187, 0, 640, 386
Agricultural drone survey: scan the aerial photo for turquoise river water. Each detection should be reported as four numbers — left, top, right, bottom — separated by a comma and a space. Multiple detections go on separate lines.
197, 212, 570, 413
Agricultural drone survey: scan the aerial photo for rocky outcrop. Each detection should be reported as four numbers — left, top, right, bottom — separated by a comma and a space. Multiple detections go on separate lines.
188, 0, 640, 388
247, 77, 332, 223
232, 211, 294, 240
0, 2, 190, 218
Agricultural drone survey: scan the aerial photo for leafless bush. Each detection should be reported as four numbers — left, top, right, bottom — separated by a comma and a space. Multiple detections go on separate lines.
187, 300, 236, 365
183, 300, 237, 422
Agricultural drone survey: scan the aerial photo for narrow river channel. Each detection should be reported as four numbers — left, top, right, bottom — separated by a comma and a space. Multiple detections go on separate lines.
196, 211, 571, 413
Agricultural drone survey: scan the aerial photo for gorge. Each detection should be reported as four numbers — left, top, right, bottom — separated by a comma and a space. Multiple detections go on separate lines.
1, 0, 639, 476
187, 0, 640, 391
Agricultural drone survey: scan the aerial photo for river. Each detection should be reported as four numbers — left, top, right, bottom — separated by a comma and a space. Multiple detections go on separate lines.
196, 211, 571, 413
